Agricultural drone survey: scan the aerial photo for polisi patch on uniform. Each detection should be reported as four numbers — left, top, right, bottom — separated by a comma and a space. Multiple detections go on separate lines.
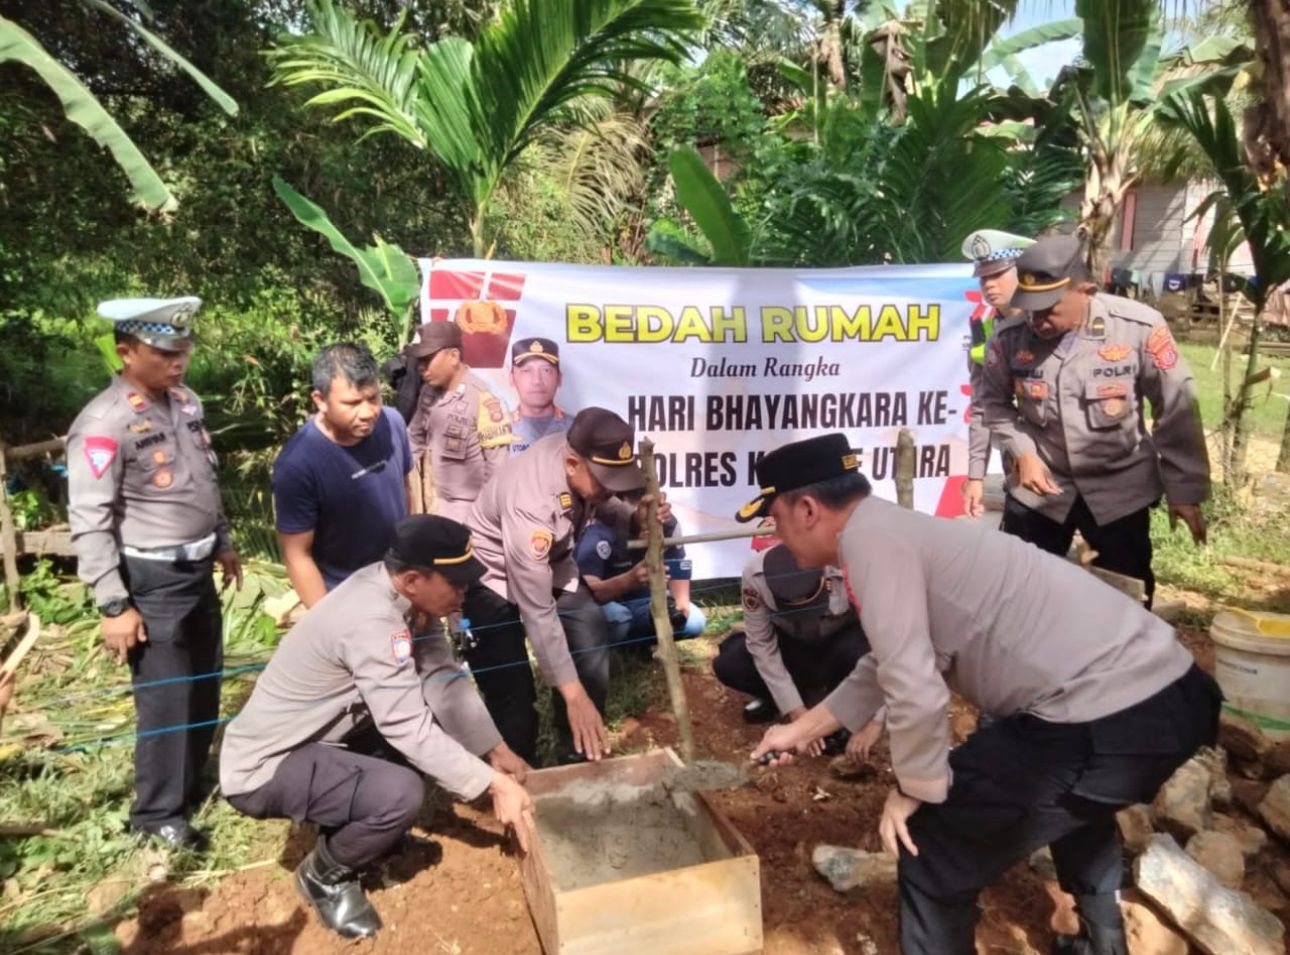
83, 436, 118, 479
1026, 380, 1048, 400
1146, 324, 1179, 370
1098, 343, 1132, 362
128, 420, 153, 434
530, 528, 554, 561
126, 391, 148, 413
390, 629, 413, 664
153, 468, 174, 489
741, 587, 762, 613
595, 540, 612, 560
1097, 382, 1129, 399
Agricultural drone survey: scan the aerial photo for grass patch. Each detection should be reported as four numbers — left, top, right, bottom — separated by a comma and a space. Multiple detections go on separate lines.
1179, 341, 1290, 443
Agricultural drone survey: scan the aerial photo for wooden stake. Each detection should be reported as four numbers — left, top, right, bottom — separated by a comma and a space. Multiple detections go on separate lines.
639, 438, 695, 762
0, 441, 21, 614
895, 428, 916, 509
2, 613, 41, 677
625, 526, 775, 550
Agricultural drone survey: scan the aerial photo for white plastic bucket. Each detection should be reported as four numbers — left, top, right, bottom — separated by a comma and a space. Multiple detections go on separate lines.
1209, 609, 1290, 741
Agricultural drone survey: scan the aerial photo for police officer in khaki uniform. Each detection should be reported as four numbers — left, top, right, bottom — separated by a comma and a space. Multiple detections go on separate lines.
406, 322, 515, 522
713, 544, 871, 735
960, 230, 1032, 518
463, 407, 667, 765
509, 337, 571, 455
979, 233, 1210, 605
67, 297, 242, 850
742, 434, 1220, 955
221, 516, 533, 940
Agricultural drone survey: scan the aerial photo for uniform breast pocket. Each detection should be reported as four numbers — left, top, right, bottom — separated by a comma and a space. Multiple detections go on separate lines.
1083, 381, 1134, 431
1014, 376, 1048, 425
439, 421, 469, 461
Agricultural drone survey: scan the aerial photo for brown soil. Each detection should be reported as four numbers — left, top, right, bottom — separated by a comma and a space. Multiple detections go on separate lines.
115, 626, 1288, 955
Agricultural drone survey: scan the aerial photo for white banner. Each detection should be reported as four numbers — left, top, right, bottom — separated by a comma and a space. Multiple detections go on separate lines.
420, 258, 984, 578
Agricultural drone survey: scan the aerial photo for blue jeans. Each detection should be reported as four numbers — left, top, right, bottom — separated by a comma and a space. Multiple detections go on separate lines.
603, 597, 706, 648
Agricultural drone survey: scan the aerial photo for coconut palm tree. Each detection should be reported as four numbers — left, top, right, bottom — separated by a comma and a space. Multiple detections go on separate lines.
268, 0, 704, 257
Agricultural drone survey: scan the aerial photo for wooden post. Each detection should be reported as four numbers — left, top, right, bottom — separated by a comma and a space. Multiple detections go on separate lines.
639, 438, 695, 762
895, 428, 916, 510
0, 442, 21, 614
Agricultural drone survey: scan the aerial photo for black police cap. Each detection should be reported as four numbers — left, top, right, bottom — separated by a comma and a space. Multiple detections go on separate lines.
566, 407, 645, 494
387, 515, 485, 585
763, 543, 829, 611
735, 433, 861, 523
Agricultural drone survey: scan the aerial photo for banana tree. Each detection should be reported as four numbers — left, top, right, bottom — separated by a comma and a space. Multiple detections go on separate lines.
646, 145, 752, 265
269, 0, 703, 257
0, 0, 237, 211
272, 177, 421, 345
1158, 88, 1290, 487
1067, 0, 1251, 279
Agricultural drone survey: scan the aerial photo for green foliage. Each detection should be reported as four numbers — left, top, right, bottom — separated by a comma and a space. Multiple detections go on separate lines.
652, 145, 752, 266
18, 560, 94, 626
650, 51, 767, 162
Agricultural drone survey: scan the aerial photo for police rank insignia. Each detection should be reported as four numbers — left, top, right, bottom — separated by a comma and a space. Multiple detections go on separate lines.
83, 436, 118, 479
1098, 343, 1132, 362
1145, 324, 1179, 370
126, 392, 148, 412
390, 629, 413, 665
128, 420, 153, 434
529, 528, 554, 561
557, 492, 573, 511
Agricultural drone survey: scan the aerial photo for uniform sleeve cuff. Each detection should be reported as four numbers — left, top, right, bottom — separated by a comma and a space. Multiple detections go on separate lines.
1163, 479, 1210, 505
769, 687, 805, 716
449, 757, 496, 802
92, 573, 129, 606
897, 772, 949, 804
967, 464, 987, 480
823, 687, 881, 733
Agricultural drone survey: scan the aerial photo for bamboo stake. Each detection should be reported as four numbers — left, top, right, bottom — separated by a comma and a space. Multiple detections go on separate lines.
0, 441, 21, 613
895, 428, 916, 509
626, 526, 776, 550
639, 438, 695, 762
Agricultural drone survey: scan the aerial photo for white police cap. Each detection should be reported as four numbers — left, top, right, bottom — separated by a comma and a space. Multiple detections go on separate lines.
960, 230, 1035, 277
97, 296, 201, 349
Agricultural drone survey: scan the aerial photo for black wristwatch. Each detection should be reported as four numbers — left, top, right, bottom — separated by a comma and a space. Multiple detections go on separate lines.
99, 597, 132, 618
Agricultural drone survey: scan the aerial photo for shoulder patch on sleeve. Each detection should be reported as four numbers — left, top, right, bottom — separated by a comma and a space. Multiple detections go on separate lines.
741, 586, 762, 613
595, 539, 612, 560
390, 629, 413, 665
83, 436, 119, 479
1145, 323, 1179, 370
529, 528, 554, 561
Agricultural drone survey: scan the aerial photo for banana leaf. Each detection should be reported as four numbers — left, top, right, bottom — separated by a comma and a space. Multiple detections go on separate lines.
667, 146, 750, 267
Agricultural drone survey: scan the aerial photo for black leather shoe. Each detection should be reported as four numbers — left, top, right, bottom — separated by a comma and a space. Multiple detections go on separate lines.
295, 841, 382, 939
134, 821, 208, 852
1051, 918, 1128, 955
742, 698, 776, 724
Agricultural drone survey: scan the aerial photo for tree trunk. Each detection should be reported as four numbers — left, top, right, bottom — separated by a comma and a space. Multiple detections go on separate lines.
1245, 0, 1290, 189
1276, 399, 1290, 473
469, 210, 485, 259
1229, 309, 1267, 486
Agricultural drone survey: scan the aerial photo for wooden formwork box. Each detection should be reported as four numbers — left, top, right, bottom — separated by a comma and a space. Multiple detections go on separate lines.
519, 748, 763, 955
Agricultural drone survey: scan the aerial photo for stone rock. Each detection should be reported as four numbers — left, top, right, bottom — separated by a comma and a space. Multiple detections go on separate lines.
1196, 746, 1232, 807
1134, 834, 1285, 955
1028, 846, 1057, 882
1234, 778, 1272, 817
1122, 891, 1189, 955
1152, 757, 1214, 839
1117, 803, 1156, 855
1213, 812, 1269, 858
1274, 862, 1290, 898
811, 844, 898, 893
1258, 775, 1290, 842
1185, 830, 1246, 889
1269, 742, 1290, 778
1220, 712, 1272, 762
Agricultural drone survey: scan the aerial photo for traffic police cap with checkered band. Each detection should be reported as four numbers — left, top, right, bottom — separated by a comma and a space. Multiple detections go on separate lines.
1010, 233, 1087, 313
97, 297, 200, 350
736, 433, 862, 522
960, 229, 1034, 278
565, 406, 645, 494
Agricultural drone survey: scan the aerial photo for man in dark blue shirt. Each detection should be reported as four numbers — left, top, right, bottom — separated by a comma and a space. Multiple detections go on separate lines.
274, 343, 413, 607
574, 513, 705, 650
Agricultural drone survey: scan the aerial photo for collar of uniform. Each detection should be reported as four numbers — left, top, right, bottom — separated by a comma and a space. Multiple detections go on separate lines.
379, 566, 413, 615
1078, 297, 1109, 340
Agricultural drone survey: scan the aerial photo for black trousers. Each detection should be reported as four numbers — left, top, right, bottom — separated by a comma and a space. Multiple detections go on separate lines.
123, 555, 223, 829
226, 742, 424, 870
1001, 494, 1156, 607
712, 627, 870, 710
898, 665, 1221, 955
461, 582, 609, 765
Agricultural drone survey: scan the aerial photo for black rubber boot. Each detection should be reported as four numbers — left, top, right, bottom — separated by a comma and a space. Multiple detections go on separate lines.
1051, 916, 1128, 955
295, 840, 382, 940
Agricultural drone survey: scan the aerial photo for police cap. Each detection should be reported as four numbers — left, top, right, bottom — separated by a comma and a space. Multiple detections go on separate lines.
407, 321, 463, 359
566, 407, 644, 494
387, 515, 486, 585
763, 544, 829, 612
736, 433, 861, 523
1010, 233, 1087, 313
512, 337, 559, 367
960, 229, 1034, 278
98, 297, 200, 350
